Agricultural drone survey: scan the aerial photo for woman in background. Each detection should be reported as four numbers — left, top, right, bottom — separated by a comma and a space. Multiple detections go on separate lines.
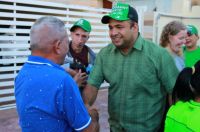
160, 21, 187, 71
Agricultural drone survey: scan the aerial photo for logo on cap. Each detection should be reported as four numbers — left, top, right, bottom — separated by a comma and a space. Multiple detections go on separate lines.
101, 2, 138, 24
70, 19, 91, 32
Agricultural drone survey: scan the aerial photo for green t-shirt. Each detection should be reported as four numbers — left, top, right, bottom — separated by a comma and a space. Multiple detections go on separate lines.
88, 35, 179, 131
165, 100, 200, 132
183, 46, 200, 67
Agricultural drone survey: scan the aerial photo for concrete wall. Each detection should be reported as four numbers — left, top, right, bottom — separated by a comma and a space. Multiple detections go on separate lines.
111, 0, 173, 12
171, 0, 200, 16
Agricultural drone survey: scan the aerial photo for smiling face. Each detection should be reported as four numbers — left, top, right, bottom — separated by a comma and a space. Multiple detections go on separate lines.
185, 34, 199, 49
169, 30, 187, 54
70, 27, 89, 53
108, 19, 138, 53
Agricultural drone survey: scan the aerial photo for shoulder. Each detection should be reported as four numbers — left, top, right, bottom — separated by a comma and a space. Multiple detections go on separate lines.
140, 38, 170, 61
197, 46, 200, 51
167, 101, 188, 117
143, 38, 167, 54
85, 45, 96, 55
48, 66, 73, 84
166, 101, 200, 131
98, 44, 114, 54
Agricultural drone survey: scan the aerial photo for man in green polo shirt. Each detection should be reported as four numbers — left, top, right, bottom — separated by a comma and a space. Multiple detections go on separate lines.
82, 2, 179, 132
184, 25, 200, 67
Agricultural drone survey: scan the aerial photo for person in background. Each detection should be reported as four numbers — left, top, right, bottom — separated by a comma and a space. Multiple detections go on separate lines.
82, 2, 179, 132
160, 21, 187, 71
183, 25, 200, 67
165, 60, 200, 132
63, 19, 96, 89
15, 16, 99, 132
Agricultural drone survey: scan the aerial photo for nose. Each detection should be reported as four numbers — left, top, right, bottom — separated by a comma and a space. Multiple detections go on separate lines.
110, 28, 118, 37
77, 36, 82, 41
76, 36, 84, 44
182, 38, 186, 44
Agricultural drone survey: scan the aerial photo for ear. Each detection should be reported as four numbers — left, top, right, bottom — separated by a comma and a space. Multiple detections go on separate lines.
197, 35, 199, 40
131, 22, 138, 32
86, 35, 90, 41
53, 40, 62, 54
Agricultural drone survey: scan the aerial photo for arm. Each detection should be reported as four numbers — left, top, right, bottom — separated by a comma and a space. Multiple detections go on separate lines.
82, 84, 99, 132
168, 94, 172, 106
61, 77, 99, 132
82, 107, 99, 132
82, 84, 98, 107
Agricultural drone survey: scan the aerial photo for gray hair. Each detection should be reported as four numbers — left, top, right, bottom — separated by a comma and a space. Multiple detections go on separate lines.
160, 21, 186, 47
30, 16, 66, 53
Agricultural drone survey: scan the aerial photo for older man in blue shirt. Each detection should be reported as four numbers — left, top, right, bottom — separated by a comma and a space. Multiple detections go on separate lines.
15, 16, 99, 132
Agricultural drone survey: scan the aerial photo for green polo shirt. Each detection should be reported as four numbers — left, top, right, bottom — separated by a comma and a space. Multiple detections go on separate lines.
88, 35, 179, 131
165, 100, 200, 132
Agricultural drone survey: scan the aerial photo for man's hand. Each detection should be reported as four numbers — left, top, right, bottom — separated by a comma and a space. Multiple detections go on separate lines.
87, 106, 99, 122
82, 105, 100, 132
66, 68, 88, 87
66, 67, 77, 77
74, 70, 88, 87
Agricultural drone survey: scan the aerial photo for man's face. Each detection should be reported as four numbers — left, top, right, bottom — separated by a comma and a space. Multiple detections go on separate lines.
169, 30, 187, 53
185, 34, 199, 49
71, 27, 89, 52
108, 19, 136, 50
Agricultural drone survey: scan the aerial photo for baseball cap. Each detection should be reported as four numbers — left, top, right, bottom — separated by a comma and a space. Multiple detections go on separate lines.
70, 19, 91, 32
101, 2, 138, 24
186, 25, 198, 36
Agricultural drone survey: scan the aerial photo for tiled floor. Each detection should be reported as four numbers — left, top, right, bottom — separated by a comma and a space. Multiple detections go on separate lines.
0, 89, 109, 132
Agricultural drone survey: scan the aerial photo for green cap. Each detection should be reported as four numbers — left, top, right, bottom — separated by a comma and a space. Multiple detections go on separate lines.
101, 2, 138, 24
186, 25, 198, 35
70, 19, 91, 32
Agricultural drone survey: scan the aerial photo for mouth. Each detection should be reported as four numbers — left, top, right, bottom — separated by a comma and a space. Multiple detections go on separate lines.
77, 44, 84, 48
186, 40, 191, 43
111, 37, 121, 43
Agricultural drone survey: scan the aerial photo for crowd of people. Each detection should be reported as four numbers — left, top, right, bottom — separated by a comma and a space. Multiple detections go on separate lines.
14, 2, 200, 132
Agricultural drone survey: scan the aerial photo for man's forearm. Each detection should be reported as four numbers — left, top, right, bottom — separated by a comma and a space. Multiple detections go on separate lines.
82, 84, 98, 106
168, 94, 173, 105
82, 84, 99, 132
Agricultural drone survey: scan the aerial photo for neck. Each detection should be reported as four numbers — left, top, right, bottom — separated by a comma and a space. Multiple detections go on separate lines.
32, 52, 60, 65
186, 45, 197, 51
166, 46, 182, 56
120, 48, 130, 54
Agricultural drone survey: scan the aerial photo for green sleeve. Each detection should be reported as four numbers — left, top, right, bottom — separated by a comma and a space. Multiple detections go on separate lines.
159, 49, 179, 93
87, 51, 104, 89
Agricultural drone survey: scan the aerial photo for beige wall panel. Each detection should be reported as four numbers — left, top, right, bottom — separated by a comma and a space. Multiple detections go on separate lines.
41, 0, 103, 8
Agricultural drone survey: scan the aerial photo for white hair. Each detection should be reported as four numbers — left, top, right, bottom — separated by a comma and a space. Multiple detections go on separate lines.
30, 16, 66, 53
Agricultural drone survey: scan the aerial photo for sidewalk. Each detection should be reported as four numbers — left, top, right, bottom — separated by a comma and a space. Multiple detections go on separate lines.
0, 89, 109, 132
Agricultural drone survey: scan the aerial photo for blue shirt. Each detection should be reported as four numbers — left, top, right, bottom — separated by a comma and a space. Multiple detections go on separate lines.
172, 53, 185, 71
15, 56, 91, 132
